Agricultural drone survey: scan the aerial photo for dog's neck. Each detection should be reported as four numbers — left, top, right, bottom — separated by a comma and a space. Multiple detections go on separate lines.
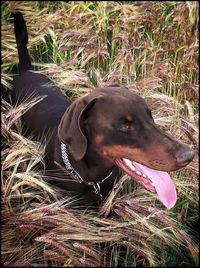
65, 143, 115, 184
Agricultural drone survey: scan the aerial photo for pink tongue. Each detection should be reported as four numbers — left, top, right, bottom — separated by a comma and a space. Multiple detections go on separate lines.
133, 161, 177, 209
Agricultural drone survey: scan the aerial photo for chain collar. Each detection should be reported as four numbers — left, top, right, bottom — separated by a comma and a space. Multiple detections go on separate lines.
61, 142, 113, 197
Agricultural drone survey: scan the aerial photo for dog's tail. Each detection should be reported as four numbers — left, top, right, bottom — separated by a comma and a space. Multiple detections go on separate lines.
14, 12, 32, 72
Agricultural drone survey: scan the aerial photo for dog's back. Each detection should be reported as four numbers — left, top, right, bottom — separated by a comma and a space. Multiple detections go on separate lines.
12, 12, 68, 138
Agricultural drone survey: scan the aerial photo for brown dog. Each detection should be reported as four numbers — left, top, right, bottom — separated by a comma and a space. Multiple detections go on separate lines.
12, 12, 194, 208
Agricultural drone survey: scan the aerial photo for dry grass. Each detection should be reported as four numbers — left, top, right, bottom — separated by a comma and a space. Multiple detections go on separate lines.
1, 1, 199, 267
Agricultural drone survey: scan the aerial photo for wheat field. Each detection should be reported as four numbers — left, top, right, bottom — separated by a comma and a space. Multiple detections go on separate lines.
1, 1, 199, 267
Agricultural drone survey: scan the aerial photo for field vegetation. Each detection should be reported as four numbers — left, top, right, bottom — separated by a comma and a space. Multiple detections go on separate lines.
1, 1, 199, 267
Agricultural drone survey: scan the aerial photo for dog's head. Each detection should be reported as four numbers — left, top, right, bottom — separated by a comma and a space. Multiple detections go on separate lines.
58, 86, 194, 208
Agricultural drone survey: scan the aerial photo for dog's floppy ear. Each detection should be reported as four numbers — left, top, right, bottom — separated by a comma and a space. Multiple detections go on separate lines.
58, 95, 100, 161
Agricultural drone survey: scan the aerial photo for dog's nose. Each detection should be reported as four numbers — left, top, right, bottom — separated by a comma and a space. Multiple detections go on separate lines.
176, 146, 194, 167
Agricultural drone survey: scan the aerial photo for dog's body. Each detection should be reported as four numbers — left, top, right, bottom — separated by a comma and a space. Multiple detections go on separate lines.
12, 12, 194, 208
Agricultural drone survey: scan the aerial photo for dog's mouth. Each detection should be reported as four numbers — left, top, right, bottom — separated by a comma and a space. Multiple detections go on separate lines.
115, 158, 177, 209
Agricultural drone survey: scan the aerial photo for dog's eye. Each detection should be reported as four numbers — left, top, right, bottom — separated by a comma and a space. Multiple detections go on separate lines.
118, 124, 134, 132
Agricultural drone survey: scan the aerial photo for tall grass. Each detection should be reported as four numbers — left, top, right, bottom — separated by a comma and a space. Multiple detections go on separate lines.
1, 1, 199, 267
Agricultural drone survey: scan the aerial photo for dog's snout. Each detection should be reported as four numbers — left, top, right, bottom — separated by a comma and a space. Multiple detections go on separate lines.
175, 146, 194, 167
